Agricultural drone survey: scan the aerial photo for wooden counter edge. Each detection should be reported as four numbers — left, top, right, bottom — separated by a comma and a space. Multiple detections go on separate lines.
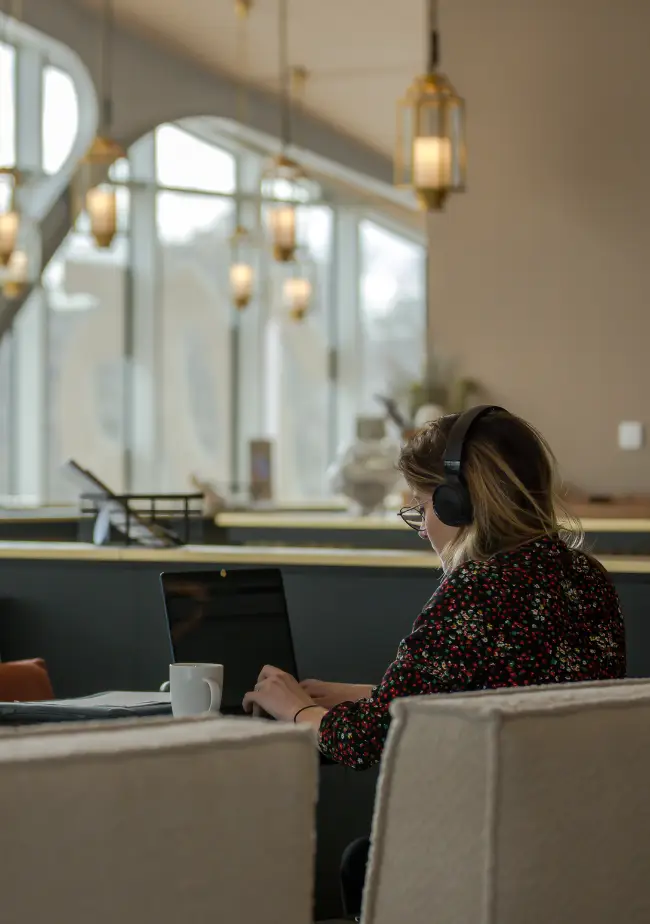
215, 513, 650, 534
2, 513, 650, 533
0, 542, 649, 574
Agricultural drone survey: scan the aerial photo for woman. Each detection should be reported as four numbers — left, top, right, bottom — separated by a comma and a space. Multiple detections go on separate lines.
243, 406, 626, 757
244, 406, 626, 917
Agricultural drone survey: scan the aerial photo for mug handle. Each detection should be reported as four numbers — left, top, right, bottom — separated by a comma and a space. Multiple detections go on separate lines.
203, 678, 222, 714
160, 681, 170, 693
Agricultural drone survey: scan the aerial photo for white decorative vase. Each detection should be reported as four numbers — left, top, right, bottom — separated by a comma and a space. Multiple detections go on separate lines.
413, 403, 446, 428
329, 418, 399, 516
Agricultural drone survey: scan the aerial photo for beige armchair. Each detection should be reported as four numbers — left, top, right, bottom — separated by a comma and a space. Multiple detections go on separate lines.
0, 716, 318, 924
362, 681, 650, 924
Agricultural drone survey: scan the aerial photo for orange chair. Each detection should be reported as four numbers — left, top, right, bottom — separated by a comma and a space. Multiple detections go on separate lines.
0, 659, 54, 702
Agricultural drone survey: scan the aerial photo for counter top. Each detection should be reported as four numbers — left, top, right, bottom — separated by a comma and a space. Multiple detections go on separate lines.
216, 511, 650, 534
2, 508, 650, 534
0, 541, 439, 569
0, 541, 650, 573
0, 499, 347, 523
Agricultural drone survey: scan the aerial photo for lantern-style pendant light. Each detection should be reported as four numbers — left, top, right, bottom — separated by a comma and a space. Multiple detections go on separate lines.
395, 0, 466, 210
283, 275, 311, 320
75, 0, 125, 248
261, 0, 312, 262
228, 0, 256, 309
229, 224, 255, 310
282, 251, 314, 321
264, 155, 310, 262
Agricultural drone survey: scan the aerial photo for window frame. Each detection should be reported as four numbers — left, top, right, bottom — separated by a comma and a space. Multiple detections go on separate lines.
4, 58, 428, 502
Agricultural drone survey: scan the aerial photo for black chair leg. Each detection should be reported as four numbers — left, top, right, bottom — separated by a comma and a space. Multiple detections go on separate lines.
340, 835, 371, 920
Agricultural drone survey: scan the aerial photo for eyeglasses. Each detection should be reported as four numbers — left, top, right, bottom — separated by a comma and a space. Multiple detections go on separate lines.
398, 503, 425, 532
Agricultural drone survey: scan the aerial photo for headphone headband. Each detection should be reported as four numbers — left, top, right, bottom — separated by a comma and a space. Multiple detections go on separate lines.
433, 405, 505, 528
442, 405, 503, 476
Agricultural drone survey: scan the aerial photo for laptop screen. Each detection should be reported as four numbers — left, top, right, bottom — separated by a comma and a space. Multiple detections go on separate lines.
160, 568, 298, 715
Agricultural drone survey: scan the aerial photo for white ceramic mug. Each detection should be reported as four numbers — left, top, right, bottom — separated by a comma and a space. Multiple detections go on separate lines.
163, 663, 223, 718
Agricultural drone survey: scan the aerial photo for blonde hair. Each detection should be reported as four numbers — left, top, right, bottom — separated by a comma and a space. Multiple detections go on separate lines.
398, 409, 583, 572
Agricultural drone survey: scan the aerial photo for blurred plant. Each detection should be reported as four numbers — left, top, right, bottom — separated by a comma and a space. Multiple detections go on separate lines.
376, 352, 483, 437
404, 351, 482, 419
407, 373, 482, 418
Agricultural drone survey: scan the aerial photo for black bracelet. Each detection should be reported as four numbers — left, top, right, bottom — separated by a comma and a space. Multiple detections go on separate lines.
293, 704, 322, 723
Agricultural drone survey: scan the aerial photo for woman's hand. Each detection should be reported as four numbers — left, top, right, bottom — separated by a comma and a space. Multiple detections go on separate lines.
299, 680, 374, 709
243, 664, 319, 723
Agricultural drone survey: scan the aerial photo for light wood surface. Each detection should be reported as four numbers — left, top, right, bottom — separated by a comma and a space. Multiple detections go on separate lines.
0, 541, 649, 574
1, 508, 650, 533
216, 511, 650, 534
0, 541, 438, 568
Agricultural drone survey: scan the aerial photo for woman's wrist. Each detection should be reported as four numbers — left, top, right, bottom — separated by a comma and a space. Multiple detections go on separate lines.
294, 705, 327, 726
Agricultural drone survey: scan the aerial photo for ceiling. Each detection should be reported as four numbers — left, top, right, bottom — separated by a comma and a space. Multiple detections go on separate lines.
72, 0, 427, 158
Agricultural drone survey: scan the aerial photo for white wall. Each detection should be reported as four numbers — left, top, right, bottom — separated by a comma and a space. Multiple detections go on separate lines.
429, 0, 650, 492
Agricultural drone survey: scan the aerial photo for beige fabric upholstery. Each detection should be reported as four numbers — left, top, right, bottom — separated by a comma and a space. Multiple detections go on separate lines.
0, 716, 318, 924
363, 681, 650, 924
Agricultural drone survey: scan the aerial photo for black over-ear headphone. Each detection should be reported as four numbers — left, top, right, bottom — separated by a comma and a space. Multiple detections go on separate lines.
432, 405, 505, 528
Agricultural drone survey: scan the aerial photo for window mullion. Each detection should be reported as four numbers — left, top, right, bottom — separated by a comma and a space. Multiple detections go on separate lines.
332, 207, 361, 454
11, 43, 46, 502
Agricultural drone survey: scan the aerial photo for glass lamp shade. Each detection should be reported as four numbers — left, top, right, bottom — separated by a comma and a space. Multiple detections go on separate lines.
283, 276, 312, 321
3, 248, 29, 299
0, 209, 19, 266
268, 205, 297, 262
395, 72, 466, 210
86, 185, 118, 248
230, 262, 254, 310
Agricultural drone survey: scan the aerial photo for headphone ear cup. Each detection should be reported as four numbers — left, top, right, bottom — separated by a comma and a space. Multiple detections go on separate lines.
433, 481, 473, 528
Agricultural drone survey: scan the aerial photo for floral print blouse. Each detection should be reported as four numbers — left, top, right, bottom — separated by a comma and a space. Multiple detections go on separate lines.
318, 536, 626, 770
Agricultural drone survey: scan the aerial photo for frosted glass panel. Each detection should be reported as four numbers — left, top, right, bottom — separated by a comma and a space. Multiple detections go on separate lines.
358, 220, 426, 412
156, 124, 236, 194
43, 228, 128, 501
156, 191, 235, 493
42, 65, 79, 175
264, 206, 333, 499
0, 42, 15, 170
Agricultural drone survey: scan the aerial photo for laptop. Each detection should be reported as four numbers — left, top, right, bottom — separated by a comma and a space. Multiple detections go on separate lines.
160, 567, 299, 717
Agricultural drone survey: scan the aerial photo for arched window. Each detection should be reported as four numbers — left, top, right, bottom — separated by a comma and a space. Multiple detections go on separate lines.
0, 12, 96, 503
6, 79, 426, 503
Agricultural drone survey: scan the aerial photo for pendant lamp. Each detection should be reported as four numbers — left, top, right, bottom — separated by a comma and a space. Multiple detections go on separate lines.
395, 0, 466, 210
229, 0, 256, 309
75, 0, 125, 248
261, 0, 313, 262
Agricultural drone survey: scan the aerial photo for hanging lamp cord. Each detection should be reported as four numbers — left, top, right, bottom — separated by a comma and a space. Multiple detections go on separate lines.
278, 0, 292, 151
428, 0, 439, 71
0, 1, 5, 129
99, 0, 114, 135
235, 1, 250, 131
233, 0, 251, 241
